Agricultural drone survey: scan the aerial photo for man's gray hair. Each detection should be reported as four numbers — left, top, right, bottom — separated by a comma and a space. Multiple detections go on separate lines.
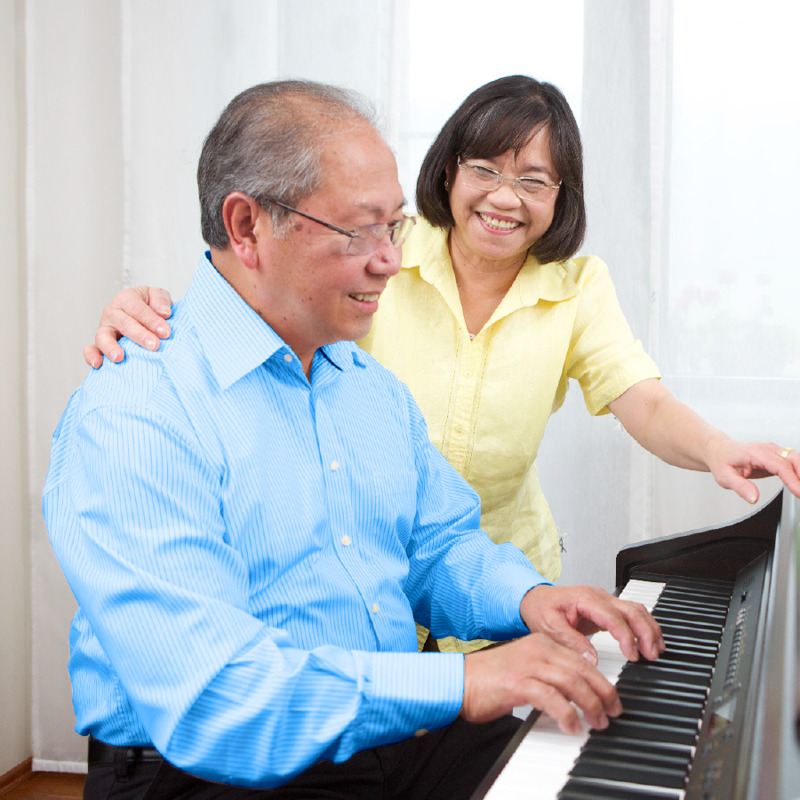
198, 80, 378, 248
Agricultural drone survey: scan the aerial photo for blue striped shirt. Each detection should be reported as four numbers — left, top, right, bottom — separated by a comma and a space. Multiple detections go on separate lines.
43, 253, 544, 788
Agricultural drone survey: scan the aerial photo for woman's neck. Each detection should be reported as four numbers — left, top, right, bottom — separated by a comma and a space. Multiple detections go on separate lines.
448, 234, 526, 337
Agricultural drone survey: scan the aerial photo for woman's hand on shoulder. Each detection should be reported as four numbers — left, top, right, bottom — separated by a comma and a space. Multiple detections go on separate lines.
84, 286, 173, 368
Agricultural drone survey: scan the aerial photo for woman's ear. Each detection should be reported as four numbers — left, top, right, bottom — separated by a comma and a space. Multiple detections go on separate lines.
221, 192, 269, 270
444, 160, 455, 191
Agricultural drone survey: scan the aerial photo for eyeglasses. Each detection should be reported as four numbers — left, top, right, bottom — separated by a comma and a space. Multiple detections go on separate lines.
457, 156, 561, 202
264, 199, 416, 255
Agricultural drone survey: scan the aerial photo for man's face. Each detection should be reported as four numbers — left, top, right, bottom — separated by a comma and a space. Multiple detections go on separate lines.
253, 123, 405, 370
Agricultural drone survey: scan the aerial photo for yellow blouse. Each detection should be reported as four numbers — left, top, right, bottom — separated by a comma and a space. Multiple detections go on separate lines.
359, 220, 660, 651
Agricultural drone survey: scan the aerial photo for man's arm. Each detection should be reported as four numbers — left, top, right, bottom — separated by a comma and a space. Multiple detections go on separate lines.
44, 401, 464, 788
397, 388, 665, 734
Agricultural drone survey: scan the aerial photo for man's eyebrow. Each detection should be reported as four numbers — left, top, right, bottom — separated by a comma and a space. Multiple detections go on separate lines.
355, 199, 408, 216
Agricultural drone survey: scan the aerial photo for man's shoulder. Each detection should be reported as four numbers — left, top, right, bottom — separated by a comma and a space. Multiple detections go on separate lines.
77, 300, 207, 417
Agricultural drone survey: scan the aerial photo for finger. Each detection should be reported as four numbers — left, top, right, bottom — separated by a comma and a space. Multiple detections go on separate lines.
776, 450, 800, 497
110, 298, 172, 341
524, 681, 583, 734
714, 465, 760, 504
83, 344, 104, 369
101, 308, 164, 352
524, 656, 622, 732
568, 595, 663, 663
608, 599, 665, 662
94, 329, 126, 363
148, 287, 173, 318
540, 623, 599, 666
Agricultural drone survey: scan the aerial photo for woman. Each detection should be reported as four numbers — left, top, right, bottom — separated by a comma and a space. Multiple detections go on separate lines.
84, 76, 800, 652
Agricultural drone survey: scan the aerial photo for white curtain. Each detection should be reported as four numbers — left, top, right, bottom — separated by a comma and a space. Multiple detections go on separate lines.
9, 0, 797, 769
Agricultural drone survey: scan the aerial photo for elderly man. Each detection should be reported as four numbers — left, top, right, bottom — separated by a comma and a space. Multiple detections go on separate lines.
43, 80, 663, 799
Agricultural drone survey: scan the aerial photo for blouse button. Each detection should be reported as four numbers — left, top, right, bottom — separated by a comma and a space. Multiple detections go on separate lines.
283, 353, 292, 362
372, 602, 380, 614
330, 461, 339, 471
341, 535, 351, 546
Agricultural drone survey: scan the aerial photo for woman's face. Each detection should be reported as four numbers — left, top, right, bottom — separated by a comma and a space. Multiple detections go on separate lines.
446, 126, 560, 272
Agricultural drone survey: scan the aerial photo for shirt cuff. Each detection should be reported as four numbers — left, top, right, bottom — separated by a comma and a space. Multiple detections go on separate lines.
480, 545, 552, 638
342, 650, 464, 753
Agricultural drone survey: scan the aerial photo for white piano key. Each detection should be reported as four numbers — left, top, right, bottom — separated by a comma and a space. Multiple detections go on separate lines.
481, 579, 667, 799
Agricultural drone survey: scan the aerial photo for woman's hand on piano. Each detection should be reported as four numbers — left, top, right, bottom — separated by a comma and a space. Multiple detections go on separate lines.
519, 584, 666, 665
704, 436, 800, 503
461, 632, 622, 734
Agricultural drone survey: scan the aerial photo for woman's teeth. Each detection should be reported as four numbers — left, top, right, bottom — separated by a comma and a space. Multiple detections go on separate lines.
478, 213, 521, 231
351, 293, 380, 302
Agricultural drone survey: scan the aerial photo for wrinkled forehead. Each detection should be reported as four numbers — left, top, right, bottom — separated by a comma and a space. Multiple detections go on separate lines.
315, 124, 404, 213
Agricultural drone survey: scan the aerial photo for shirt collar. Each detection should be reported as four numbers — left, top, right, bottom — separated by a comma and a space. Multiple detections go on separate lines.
185, 253, 362, 390
402, 219, 579, 309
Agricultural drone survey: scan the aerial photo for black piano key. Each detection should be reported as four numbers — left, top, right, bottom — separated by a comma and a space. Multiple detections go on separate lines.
657, 636, 720, 656
657, 622, 722, 642
579, 736, 693, 766
653, 597, 730, 617
613, 708, 701, 734
657, 589, 730, 608
653, 610, 725, 630
558, 777, 683, 799
621, 662, 711, 688
648, 647, 714, 674
591, 717, 699, 746
569, 755, 688, 789
617, 690, 705, 718
654, 575, 733, 595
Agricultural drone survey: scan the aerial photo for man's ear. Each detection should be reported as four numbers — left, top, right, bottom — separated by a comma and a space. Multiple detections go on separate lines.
221, 192, 270, 270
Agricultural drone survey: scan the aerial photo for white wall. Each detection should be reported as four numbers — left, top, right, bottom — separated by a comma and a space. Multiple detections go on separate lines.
0, 0, 32, 777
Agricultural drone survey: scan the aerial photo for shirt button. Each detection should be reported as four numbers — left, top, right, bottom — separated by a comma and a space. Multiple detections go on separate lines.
341, 535, 351, 546
464, 369, 473, 378
372, 602, 380, 614
283, 353, 292, 362
330, 461, 339, 471
454, 425, 464, 434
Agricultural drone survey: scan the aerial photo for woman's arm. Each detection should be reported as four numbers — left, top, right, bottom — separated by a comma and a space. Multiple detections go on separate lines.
84, 286, 173, 367
608, 377, 800, 502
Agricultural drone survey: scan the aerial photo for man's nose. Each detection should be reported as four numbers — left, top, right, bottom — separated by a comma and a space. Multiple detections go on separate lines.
368, 235, 402, 274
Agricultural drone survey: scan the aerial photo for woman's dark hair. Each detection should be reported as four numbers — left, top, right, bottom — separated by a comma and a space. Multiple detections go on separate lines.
416, 75, 586, 264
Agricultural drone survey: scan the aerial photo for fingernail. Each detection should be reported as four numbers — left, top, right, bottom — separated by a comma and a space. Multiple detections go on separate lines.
582, 651, 597, 665
146, 338, 158, 350
157, 305, 172, 316
157, 325, 170, 337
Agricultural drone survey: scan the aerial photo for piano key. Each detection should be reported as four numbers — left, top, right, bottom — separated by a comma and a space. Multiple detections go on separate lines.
557, 776, 685, 799
615, 691, 705, 718
590, 717, 699, 746
569, 754, 688, 789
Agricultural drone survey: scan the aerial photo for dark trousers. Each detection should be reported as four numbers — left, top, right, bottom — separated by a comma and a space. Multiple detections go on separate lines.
84, 715, 520, 800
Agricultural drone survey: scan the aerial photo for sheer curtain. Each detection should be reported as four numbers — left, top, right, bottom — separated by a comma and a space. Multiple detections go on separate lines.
19, 0, 797, 768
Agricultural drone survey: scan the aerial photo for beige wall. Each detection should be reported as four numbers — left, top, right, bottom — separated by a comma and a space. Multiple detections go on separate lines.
0, 0, 32, 776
